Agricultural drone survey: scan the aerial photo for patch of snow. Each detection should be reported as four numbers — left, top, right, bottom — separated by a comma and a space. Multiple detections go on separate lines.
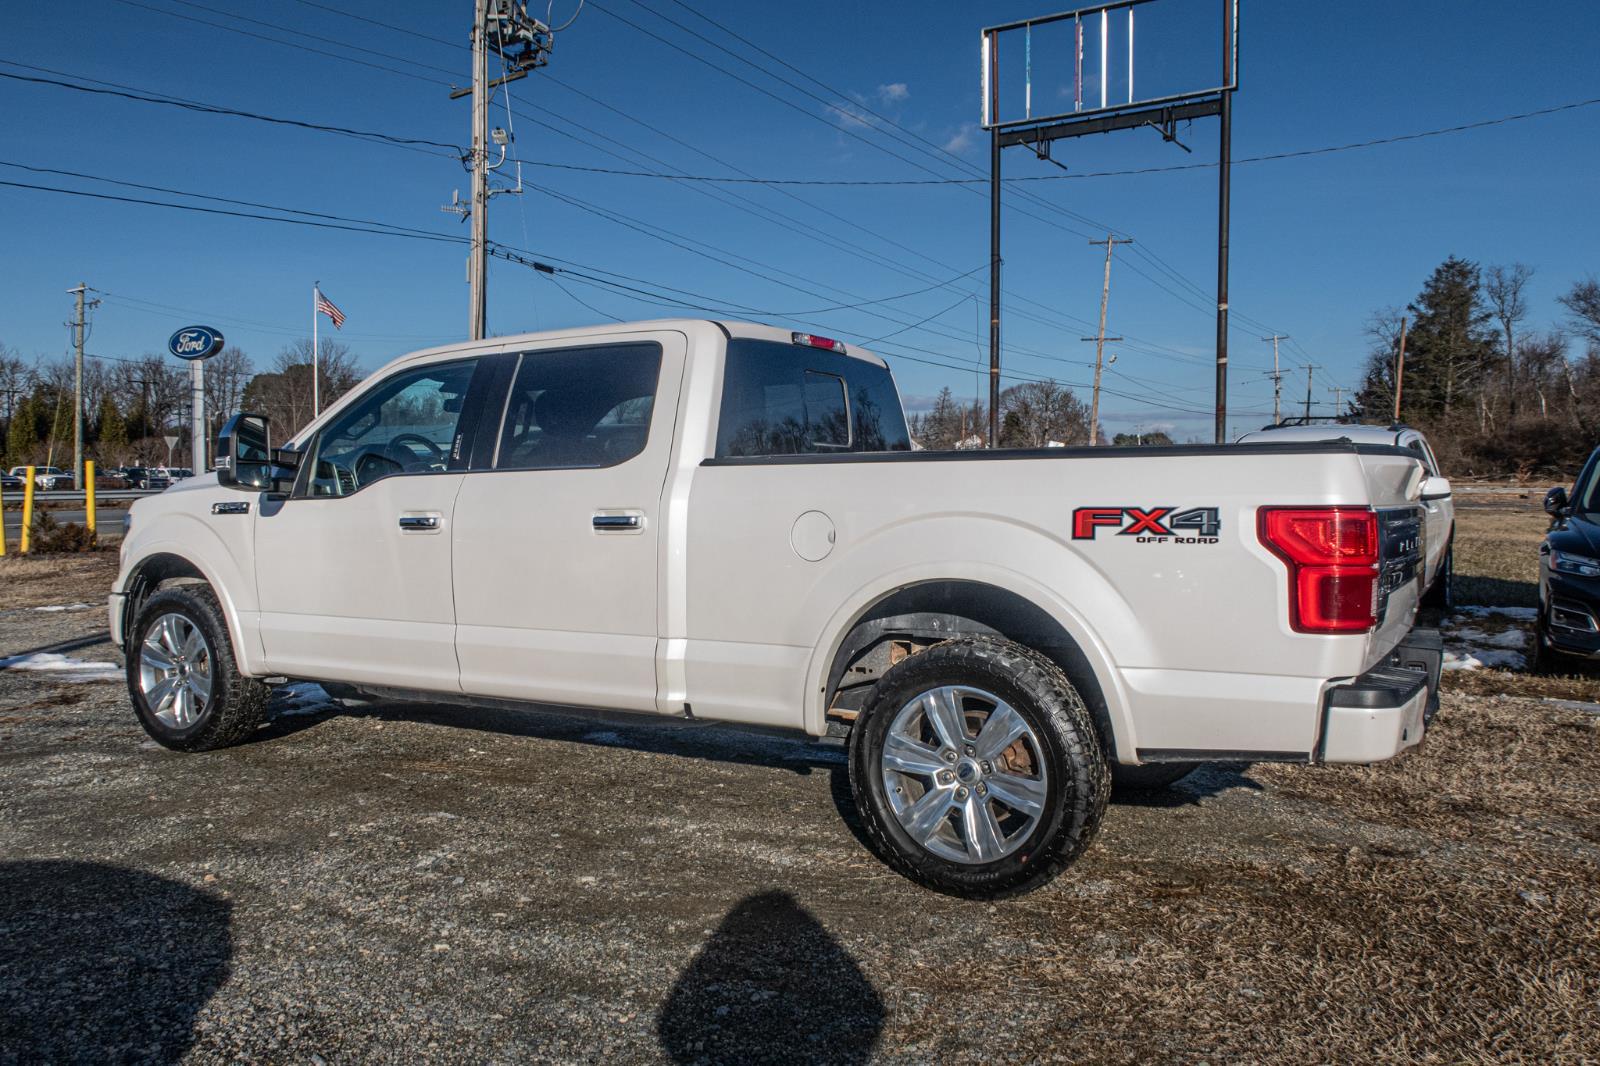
1442, 648, 1526, 672
1453, 605, 1539, 621
1542, 698, 1600, 716
30, 602, 95, 613
0, 652, 122, 682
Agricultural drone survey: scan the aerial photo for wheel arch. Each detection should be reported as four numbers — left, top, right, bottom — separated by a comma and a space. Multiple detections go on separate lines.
120, 541, 263, 676
809, 576, 1136, 761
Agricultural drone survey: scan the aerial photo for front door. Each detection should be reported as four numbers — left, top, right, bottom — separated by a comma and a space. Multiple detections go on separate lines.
254, 357, 487, 691
452, 332, 685, 713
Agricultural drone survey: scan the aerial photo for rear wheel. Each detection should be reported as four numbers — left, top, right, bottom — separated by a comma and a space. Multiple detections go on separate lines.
127, 585, 268, 752
848, 636, 1109, 899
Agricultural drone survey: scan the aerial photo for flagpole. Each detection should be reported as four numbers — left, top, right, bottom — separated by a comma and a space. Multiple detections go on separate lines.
312, 280, 320, 419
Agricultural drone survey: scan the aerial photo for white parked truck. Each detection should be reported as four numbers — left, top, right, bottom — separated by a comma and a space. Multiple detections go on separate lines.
112, 320, 1442, 897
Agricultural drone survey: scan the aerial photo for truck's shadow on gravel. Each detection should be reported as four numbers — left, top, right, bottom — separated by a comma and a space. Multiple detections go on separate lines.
0, 860, 231, 1064
656, 890, 883, 1065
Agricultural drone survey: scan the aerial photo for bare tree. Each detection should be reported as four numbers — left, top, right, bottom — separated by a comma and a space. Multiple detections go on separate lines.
1485, 263, 1534, 423
241, 339, 362, 437
1559, 276, 1600, 350
203, 345, 254, 439
998, 379, 1091, 447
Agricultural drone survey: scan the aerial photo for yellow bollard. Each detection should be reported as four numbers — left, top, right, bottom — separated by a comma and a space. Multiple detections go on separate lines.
85, 460, 97, 539
20, 465, 34, 554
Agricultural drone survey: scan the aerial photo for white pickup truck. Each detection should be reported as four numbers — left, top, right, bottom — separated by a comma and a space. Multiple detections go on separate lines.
112, 320, 1441, 898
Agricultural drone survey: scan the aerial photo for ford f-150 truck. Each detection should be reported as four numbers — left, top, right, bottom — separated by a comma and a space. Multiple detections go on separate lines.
111, 320, 1441, 898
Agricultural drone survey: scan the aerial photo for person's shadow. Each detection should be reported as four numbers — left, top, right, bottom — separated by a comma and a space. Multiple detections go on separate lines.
0, 860, 232, 1064
657, 891, 884, 1065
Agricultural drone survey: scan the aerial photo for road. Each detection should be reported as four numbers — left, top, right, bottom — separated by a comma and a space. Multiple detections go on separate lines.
3, 507, 128, 540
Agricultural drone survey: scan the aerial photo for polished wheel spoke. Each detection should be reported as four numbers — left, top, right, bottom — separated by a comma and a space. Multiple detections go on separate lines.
922, 687, 969, 751
962, 796, 1007, 862
987, 770, 1047, 818
187, 665, 212, 702
179, 625, 204, 661
882, 731, 945, 777
974, 701, 1028, 762
140, 641, 174, 672
146, 676, 178, 715
901, 785, 956, 845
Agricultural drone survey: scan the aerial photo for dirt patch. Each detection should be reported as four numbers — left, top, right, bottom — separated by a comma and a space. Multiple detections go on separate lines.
0, 554, 120, 611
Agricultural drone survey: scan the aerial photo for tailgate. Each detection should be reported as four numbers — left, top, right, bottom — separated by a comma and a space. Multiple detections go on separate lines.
1360, 449, 1428, 668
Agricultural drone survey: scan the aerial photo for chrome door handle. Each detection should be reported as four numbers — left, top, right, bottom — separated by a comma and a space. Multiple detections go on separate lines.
398, 514, 441, 531
592, 512, 645, 532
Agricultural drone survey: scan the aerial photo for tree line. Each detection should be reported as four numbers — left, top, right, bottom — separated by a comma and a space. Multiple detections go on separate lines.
0, 339, 363, 471
1354, 256, 1600, 476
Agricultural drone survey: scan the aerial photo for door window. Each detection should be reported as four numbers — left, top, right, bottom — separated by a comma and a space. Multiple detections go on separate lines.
492, 343, 663, 470
302, 359, 478, 497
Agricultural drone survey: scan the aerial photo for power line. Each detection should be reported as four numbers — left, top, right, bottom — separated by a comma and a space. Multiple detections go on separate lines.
0, 63, 462, 156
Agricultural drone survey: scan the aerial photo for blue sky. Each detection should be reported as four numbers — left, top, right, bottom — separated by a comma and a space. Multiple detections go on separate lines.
2, 0, 1597, 439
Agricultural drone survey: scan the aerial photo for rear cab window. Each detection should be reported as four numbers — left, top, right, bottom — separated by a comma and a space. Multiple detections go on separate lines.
715, 338, 911, 458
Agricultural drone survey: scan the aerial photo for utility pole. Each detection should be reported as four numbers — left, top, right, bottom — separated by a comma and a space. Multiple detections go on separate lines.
1329, 385, 1346, 416
1261, 334, 1288, 424
450, 0, 548, 341
1393, 316, 1408, 423
988, 127, 1001, 447
1302, 364, 1321, 421
1084, 234, 1133, 446
66, 282, 100, 491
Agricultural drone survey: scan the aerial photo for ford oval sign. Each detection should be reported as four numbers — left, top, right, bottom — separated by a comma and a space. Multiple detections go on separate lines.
168, 325, 224, 360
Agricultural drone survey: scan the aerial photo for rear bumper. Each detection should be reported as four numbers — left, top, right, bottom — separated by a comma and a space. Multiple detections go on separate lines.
1319, 628, 1441, 763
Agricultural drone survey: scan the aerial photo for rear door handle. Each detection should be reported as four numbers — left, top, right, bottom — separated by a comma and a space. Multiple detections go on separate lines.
398, 513, 442, 532
592, 510, 645, 533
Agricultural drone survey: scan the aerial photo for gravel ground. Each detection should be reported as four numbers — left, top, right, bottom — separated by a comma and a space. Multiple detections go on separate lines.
1, 555, 1598, 1063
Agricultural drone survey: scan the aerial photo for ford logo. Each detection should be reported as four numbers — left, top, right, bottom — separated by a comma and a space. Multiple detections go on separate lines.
168, 325, 224, 360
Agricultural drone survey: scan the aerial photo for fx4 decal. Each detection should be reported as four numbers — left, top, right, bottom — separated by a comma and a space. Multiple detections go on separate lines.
1072, 507, 1222, 543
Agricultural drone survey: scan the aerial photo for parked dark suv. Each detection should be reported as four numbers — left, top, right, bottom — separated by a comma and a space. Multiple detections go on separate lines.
1538, 447, 1600, 662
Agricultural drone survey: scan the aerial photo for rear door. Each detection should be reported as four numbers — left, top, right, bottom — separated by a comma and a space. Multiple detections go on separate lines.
451, 331, 686, 713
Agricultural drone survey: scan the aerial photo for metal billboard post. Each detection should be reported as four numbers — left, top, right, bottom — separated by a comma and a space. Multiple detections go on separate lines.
981, 0, 1240, 442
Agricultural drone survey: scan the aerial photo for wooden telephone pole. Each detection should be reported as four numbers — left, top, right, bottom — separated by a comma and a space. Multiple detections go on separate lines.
1085, 234, 1133, 445
1393, 316, 1408, 423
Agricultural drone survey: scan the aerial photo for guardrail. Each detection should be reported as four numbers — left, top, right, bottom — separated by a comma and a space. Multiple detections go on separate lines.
25, 489, 164, 503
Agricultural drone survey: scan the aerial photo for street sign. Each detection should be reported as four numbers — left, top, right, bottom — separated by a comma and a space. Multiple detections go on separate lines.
168, 325, 224, 360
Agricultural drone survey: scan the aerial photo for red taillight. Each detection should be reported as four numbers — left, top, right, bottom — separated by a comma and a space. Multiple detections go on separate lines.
792, 331, 846, 354
1258, 507, 1380, 633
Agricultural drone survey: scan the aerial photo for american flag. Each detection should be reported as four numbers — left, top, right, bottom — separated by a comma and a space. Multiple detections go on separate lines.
314, 286, 346, 329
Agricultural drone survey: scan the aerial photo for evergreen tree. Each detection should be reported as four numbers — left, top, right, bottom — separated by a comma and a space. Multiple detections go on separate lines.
96, 394, 127, 455
6, 395, 39, 463
1401, 256, 1494, 420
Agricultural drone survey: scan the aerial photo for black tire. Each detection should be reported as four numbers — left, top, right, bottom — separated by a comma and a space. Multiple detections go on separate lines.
1111, 761, 1199, 792
847, 636, 1109, 900
126, 585, 269, 752
1421, 542, 1454, 610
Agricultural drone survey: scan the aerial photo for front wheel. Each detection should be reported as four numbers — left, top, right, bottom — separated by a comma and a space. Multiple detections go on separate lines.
127, 585, 269, 752
848, 636, 1109, 899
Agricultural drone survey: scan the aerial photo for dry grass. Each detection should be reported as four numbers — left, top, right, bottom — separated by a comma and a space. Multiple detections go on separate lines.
0, 553, 120, 611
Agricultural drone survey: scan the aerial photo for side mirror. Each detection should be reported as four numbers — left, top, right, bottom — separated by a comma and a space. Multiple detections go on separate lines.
1545, 486, 1570, 517
1419, 475, 1452, 502
215, 413, 273, 491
